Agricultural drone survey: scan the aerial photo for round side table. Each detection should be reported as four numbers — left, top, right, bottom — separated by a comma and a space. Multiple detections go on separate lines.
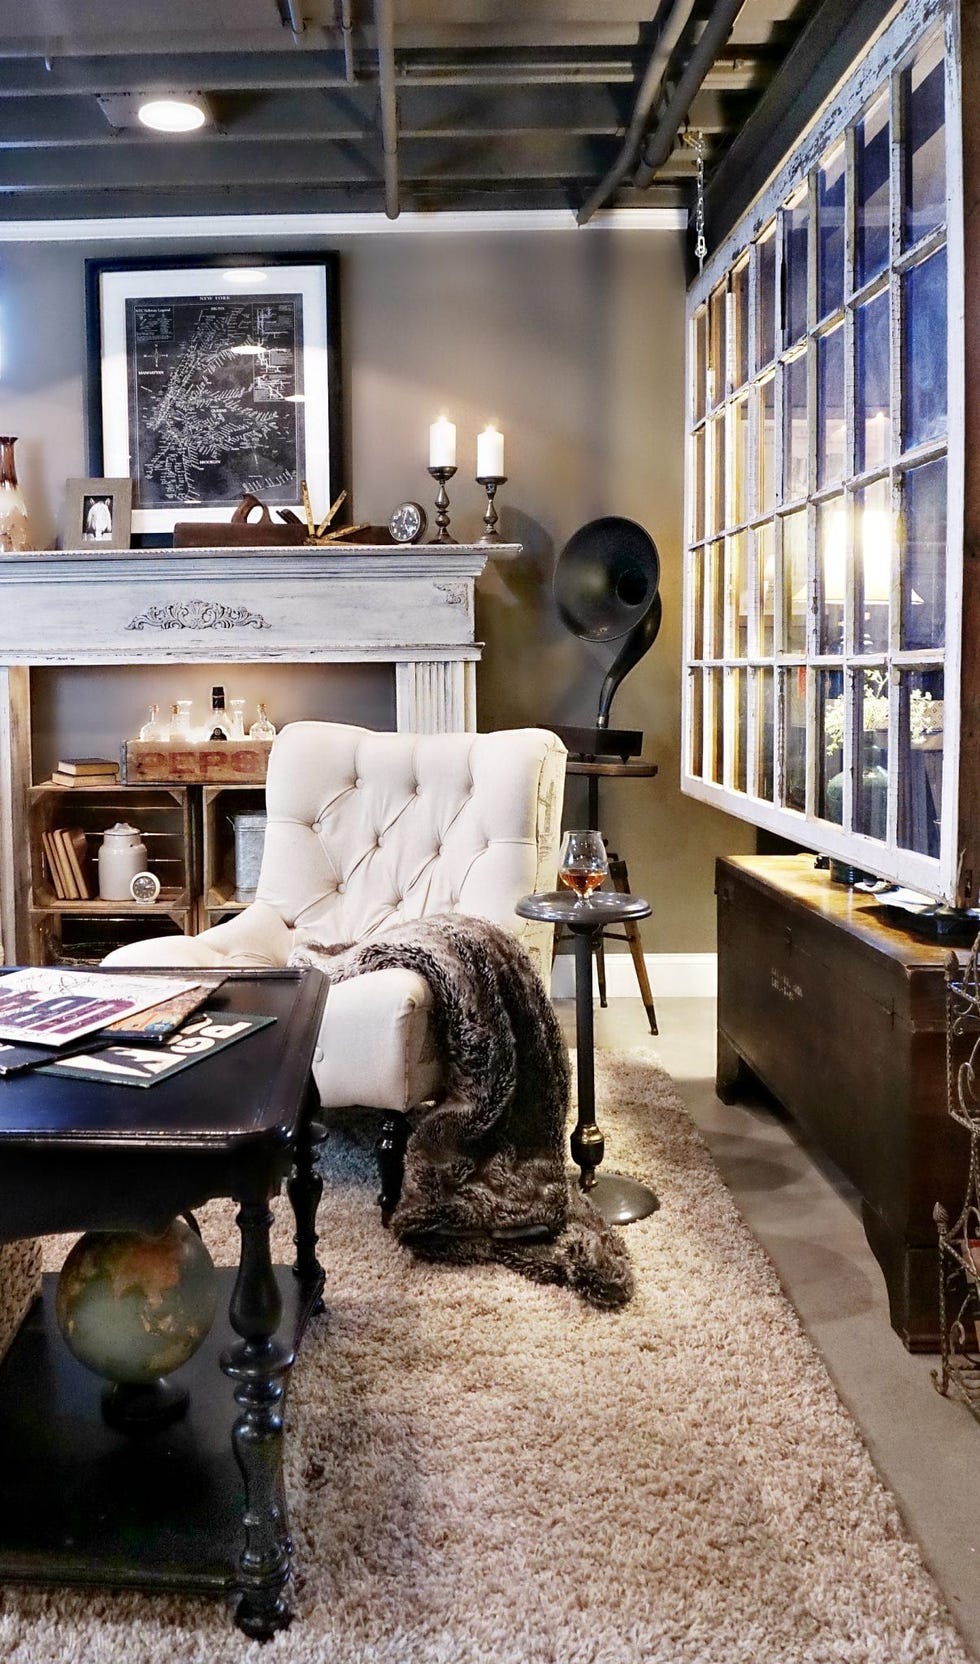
517, 889, 660, 1226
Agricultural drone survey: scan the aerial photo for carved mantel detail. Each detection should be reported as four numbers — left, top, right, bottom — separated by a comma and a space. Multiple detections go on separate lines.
126, 600, 272, 631
435, 583, 467, 607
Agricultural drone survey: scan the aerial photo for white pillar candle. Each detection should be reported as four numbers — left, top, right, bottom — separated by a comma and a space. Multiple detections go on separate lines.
429, 417, 456, 468
477, 425, 504, 477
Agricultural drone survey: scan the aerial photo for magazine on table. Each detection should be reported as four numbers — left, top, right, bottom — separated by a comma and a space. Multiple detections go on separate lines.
0, 969, 202, 1047
38, 1010, 276, 1089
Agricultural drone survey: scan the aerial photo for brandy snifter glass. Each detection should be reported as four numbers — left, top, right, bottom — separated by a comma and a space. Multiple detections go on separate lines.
558, 830, 608, 905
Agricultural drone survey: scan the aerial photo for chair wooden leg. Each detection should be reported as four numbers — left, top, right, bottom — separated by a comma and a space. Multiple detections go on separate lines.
375, 1114, 409, 1225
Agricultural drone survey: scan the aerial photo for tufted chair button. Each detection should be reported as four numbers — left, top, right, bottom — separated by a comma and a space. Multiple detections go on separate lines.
354, 777, 363, 788
313, 1046, 324, 1064
337, 881, 346, 894
376, 835, 383, 848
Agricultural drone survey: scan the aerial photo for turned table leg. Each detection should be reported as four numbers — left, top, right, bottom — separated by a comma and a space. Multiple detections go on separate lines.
222, 1198, 296, 1641
287, 1077, 326, 1310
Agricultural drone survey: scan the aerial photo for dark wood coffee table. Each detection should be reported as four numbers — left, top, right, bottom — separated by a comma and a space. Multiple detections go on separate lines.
0, 966, 328, 1640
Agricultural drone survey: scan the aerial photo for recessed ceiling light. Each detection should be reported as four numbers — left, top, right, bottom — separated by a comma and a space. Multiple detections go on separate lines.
138, 98, 208, 133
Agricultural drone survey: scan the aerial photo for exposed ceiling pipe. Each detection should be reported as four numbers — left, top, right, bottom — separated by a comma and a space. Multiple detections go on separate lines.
576, 0, 697, 227
282, 0, 305, 46
374, 0, 399, 218
632, 0, 749, 187
339, 0, 356, 84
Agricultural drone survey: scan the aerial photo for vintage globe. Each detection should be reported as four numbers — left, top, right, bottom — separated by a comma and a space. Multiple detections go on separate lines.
55, 1218, 219, 1387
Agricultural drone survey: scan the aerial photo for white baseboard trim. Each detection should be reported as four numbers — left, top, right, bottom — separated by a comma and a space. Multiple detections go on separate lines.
551, 951, 717, 1001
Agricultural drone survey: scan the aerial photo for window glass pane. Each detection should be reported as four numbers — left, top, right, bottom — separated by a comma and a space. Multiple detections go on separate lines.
857, 90, 890, 287
728, 532, 748, 658
691, 547, 704, 660
731, 398, 749, 525
855, 478, 891, 653
758, 377, 776, 514
818, 668, 846, 824
781, 509, 807, 655
898, 667, 944, 856
856, 668, 889, 841
708, 283, 726, 408
693, 309, 707, 423
783, 353, 808, 501
784, 194, 809, 344
817, 496, 845, 655
904, 246, 947, 449
818, 143, 846, 319
903, 456, 946, 649
904, 32, 945, 248
817, 325, 845, 488
707, 540, 725, 656
756, 225, 777, 369
732, 260, 749, 389
708, 670, 724, 783
708, 415, 725, 535
757, 522, 775, 656
689, 671, 704, 778
732, 669, 748, 793
780, 667, 807, 812
691, 425, 705, 543
756, 668, 775, 800
855, 290, 890, 472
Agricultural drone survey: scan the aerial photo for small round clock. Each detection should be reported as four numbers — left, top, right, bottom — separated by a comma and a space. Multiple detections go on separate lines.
388, 501, 428, 544
129, 870, 161, 904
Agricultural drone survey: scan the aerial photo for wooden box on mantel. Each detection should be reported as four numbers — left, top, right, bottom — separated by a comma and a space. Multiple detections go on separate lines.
124, 740, 273, 785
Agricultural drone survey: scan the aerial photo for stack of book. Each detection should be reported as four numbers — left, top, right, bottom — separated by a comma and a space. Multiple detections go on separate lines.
51, 757, 119, 788
41, 826, 94, 901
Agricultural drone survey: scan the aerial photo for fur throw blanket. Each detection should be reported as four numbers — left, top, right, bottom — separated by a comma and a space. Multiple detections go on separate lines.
288, 915, 634, 1309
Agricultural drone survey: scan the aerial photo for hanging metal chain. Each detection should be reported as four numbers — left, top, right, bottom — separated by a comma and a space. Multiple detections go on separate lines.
694, 130, 707, 271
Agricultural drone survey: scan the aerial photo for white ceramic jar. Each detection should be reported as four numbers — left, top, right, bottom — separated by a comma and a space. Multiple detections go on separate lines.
98, 822, 148, 900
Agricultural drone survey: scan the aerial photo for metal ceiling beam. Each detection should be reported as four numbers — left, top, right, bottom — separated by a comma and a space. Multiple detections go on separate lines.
576, 0, 698, 226
374, 0, 399, 217
0, 133, 627, 193
632, 0, 751, 187
0, 84, 631, 145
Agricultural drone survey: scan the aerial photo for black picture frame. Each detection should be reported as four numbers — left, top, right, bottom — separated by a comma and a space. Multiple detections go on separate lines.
85, 253, 343, 544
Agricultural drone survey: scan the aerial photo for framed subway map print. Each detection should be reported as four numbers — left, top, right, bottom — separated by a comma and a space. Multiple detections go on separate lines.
85, 253, 342, 541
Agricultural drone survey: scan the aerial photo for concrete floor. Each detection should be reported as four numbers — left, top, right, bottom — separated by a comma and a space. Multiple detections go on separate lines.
558, 995, 980, 1660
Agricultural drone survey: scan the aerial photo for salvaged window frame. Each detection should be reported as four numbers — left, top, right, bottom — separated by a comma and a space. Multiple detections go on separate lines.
681, 0, 973, 902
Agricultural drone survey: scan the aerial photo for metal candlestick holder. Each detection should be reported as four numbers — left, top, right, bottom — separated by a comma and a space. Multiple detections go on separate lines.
427, 464, 457, 543
477, 474, 507, 543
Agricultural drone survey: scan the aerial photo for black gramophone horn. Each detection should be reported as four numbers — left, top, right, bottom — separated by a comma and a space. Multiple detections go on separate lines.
553, 516, 661, 744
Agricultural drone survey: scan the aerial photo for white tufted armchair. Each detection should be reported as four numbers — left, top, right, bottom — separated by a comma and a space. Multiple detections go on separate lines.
105, 721, 567, 1210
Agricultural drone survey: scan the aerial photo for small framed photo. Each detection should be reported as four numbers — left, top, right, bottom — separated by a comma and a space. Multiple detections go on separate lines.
64, 477, 133, 551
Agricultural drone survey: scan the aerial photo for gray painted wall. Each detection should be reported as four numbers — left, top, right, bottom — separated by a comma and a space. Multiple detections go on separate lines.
0, 227, 753, 952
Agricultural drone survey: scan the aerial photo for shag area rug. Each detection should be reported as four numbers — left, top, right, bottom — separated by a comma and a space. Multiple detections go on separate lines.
7, 1049, 970, 1664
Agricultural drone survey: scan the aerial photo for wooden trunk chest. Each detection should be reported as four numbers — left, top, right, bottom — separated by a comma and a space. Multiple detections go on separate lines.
715, 854, 972, 1351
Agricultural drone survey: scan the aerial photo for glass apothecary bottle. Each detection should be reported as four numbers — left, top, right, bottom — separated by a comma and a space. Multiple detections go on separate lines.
208, 685, 233, 741
138, 702, 168, 741
249, 702, 277, 738
229, 698, 246, 740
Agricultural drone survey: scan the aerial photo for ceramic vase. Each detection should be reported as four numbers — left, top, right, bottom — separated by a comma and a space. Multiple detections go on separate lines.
0, 436, 32, 552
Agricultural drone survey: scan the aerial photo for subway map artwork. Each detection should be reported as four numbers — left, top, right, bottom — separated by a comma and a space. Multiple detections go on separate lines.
126, 294, 305, 510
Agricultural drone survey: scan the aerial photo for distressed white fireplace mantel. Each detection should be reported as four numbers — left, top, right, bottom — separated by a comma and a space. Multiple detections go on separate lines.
0, 541, 520, 961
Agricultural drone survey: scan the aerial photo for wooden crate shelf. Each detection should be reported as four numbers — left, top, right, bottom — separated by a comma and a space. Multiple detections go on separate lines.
202, 785, 266, 917
27, 783, 198, 964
